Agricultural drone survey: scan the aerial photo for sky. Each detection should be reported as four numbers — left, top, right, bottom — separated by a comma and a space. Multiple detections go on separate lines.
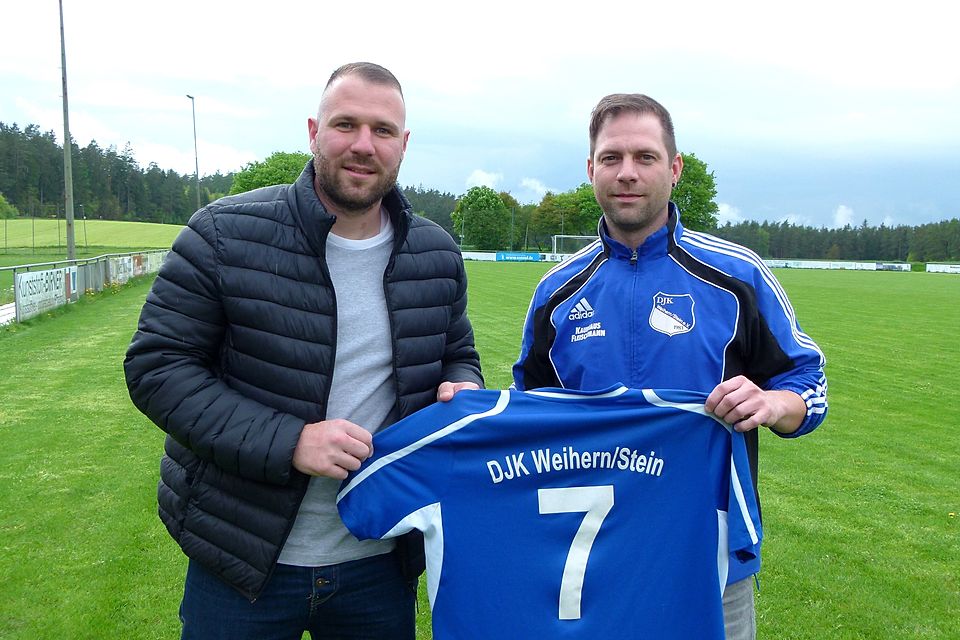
2, 0, 958, 229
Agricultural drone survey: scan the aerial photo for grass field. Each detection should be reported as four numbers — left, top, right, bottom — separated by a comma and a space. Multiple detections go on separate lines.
0, 217, 182, 253
0, 263, 957, 639
0, 218, 183, 304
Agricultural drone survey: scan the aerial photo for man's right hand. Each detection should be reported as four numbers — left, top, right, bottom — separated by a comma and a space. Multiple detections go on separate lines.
292, 419, 373, 480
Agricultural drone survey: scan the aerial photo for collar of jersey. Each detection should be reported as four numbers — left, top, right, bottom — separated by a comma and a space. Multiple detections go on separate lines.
525, 384, 629, 400
599, 204, 680, 262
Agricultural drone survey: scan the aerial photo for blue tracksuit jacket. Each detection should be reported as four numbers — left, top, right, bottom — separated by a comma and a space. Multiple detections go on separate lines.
512, 204, 828, 583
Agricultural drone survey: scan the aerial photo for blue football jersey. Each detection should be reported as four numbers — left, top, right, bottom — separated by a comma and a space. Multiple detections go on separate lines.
337, 386, 762, 639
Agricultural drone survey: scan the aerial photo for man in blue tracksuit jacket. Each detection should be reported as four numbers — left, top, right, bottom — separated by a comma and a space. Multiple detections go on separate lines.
512, 93, 827, 640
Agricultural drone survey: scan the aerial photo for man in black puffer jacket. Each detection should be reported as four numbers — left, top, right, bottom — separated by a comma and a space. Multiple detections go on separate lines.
124, 62, 482, 640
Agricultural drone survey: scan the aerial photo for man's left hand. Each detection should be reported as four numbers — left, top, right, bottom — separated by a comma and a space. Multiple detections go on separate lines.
705, 375, 804, 434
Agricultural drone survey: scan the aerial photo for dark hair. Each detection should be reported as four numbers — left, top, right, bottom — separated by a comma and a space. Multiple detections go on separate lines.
589, 94, 676, 158
325, 62, 403, 98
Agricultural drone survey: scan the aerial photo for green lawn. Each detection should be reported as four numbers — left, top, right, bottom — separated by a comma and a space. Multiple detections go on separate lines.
0, 265, 957, 638
755, 270, 959, 638
0, 278, 183, 639
0, 217, 182, 252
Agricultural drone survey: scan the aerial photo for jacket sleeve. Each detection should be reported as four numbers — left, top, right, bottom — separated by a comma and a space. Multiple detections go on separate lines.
440, 255, 484, 387
747, 267, 828, 438
123, 209, 305, 485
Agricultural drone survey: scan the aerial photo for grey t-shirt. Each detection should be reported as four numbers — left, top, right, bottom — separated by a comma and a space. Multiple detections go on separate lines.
278, 213, 399, 566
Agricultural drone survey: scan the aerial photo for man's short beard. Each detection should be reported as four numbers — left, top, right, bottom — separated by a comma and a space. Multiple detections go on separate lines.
313, 154, 400, 215
598, 200, 663, 231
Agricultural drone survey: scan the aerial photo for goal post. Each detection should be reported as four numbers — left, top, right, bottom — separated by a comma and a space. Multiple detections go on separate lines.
552, 235, 599, 255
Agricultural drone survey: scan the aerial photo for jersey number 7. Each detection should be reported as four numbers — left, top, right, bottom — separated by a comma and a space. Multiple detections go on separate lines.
537, 485, 615, 620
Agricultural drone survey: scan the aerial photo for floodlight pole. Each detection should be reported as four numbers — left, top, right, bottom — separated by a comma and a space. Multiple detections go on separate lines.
186, 94, 201, 210
59, 0, 76, 259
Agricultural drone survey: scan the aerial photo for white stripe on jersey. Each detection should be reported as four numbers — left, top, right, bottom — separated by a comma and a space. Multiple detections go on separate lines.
384, 502, 445, 610
643, 389, 760, 546
529, 386, 629, 400
802, 376, 829, 414
730, 453, 760, 545
642, 389, 717, 423
337, 390, 511, 501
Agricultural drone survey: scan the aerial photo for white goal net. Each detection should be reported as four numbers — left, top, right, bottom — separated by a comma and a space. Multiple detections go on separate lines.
552, 235, 599, 255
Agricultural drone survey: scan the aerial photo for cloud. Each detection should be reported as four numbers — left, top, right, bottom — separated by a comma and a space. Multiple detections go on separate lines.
779, 213, 815, 227
833, 205, 855, 228
4, 1, 958, 230
519, 178, 554, 201
466, 169, 503, 190
508, 178, 562, 205
135, 140, 257, 177
715, 203, 744, 226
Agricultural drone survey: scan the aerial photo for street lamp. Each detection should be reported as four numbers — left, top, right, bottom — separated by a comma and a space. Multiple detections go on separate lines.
186, 94, 201, 210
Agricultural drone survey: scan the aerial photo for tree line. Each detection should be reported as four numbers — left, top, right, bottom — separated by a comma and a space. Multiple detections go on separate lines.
713, 219, 960, 263
409, 153, 721, 252
1, 124, 957, 261
0, 122, 230, 224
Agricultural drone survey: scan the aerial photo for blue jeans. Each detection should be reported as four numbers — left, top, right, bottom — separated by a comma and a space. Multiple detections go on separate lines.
722, 577, 757, 640
179, 553, 415, 640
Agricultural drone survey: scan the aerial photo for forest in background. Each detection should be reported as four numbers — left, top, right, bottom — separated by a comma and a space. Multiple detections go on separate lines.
1, 122, 957, 261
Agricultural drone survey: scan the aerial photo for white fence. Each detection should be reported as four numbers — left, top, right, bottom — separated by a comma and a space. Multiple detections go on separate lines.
1, 250, 167, 326
763, 259, 911, 271
463, 252, 919, 272
926, 263, 960, 274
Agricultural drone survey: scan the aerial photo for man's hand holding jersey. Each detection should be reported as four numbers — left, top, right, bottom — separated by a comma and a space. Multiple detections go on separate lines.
293, 380, 481, 479
706, 375, 806, 435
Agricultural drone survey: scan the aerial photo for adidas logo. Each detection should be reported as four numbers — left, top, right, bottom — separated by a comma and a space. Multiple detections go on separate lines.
568, 297, 595, 320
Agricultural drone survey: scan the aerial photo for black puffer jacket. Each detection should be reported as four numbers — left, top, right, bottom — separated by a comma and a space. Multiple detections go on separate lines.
124, 163, 482, 600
